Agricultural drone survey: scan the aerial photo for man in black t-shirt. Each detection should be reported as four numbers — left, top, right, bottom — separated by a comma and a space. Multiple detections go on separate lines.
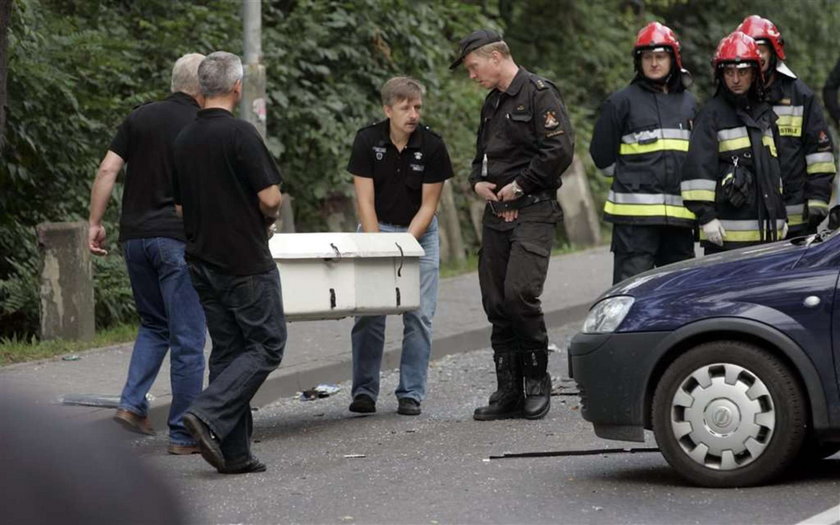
172, 51, 286, 475
88, 53, 207, 455
346, 77, 454, 416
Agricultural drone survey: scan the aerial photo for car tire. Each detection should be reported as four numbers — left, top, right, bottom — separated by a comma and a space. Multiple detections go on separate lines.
652, 341, 807, 487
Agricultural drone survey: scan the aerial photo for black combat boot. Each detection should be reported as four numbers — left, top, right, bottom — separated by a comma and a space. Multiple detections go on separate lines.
522, 350, 551, 419
473, 352, 523, 421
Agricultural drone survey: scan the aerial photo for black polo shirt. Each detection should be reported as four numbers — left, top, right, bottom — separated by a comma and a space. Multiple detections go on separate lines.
172, 108, 282, 276
347, 120, 454, 226
109, 92, 200, 242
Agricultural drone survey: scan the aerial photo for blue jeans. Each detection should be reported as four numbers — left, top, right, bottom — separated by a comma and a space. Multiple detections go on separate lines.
186, 261, 287, 464
351, 217, 440, 402
120, 237, 206, 445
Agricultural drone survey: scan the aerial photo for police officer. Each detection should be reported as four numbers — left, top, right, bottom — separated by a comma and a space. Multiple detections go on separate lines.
450, 29, 574, 421
590, 22, 697, 284
737, 15, 835, 236
682, 32, 787, 253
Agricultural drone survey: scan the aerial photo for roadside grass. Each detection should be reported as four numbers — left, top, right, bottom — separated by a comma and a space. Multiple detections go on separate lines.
0, 323, 138, 366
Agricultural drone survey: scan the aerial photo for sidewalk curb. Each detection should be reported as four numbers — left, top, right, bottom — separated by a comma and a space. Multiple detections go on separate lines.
142, 302, 591, 430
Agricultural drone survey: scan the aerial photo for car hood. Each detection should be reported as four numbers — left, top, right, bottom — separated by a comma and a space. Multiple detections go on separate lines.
602, 238, 811, 301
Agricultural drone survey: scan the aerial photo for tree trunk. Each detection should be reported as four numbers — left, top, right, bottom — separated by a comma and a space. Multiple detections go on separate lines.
0, 0, 12, 151
438, 181, 466, 264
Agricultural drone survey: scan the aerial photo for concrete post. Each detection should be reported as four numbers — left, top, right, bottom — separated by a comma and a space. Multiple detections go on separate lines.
36, 221, 95, 341
557, 155, 602, 247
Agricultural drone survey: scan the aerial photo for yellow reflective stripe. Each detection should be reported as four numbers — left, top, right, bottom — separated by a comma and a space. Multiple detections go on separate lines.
762, 135, 777, 157
775, 114, 803, 128
808, 200, 829, 210
788, 214, 805, 226
807, 162, 836, 174
698, 230, 766, 242
619, 139, 690, 155
777, 125, 803, 137
718, 137, 751, 152
681, 189, 716, 201
604, 201, 696, 219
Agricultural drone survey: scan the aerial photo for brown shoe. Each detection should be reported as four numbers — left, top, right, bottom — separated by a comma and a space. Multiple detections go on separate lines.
167, 443, 201, 455
113, 409, 156, 436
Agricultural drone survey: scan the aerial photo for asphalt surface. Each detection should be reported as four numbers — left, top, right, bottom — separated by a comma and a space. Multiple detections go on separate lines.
129, 321, 840, 525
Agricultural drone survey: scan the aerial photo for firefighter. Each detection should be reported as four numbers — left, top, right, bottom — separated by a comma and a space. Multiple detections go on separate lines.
590, 22, 698, 284
682, 31, 787, 253
737, 15, 835, 236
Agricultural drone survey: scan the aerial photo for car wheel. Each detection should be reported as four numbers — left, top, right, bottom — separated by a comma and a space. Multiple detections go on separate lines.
652, 341, 807, 487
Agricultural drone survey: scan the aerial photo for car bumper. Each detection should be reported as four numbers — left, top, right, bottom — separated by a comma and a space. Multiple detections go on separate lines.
568, 330, 672, 442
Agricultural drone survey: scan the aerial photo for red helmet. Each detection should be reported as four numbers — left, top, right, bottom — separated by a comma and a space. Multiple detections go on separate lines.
736, 15, 785, 60
634, 22, 682, 69
713, 31, 761, 69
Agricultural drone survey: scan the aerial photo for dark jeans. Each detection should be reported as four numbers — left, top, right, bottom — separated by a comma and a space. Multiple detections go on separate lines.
611, 224, 695, 284
186, 261, 287, 463
478, 201, 559, 354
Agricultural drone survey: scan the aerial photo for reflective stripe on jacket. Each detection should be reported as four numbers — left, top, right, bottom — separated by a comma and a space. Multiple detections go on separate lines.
767, 74, 835, 233
590, 79, 697, 226
681, 94, 786, 251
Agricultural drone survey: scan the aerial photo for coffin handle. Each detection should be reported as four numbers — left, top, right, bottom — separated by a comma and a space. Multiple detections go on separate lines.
330, 243, 341, 259
395, 242, 404, 277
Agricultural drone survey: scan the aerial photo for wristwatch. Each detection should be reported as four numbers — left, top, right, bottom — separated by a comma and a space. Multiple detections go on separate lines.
512, 180, 524, 197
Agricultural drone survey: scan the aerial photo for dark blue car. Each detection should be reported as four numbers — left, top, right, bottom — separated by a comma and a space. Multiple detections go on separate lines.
569, 230, 840, 487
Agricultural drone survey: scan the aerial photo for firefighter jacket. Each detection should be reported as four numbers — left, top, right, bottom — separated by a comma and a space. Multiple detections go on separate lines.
590, 78, 697, 227
468, 68, 574, 195
766, 73, 835, 234
681, 94, 786, 250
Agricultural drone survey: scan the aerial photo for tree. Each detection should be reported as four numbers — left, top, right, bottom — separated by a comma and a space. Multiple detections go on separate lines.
0, 0, 11, 151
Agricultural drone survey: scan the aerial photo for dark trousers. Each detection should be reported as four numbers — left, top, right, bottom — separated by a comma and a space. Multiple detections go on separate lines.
478, 204, 558, 354
611, 224, 695, 284
186, 260, 287, 463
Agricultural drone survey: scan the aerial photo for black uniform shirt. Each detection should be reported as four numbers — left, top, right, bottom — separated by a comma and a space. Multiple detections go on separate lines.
468, 68, 574, 195
172, 108, 282, 276
347, 119, 454, 226
109, 92, 199, 242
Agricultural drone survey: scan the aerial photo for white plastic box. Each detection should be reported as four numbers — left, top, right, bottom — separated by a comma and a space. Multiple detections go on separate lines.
269, 232, 424, 321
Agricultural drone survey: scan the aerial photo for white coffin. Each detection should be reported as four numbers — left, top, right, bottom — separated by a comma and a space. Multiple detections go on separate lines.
269, 232, 424, 321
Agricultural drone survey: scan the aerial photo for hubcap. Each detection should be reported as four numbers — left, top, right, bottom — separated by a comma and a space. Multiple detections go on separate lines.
669, 363, 775, 470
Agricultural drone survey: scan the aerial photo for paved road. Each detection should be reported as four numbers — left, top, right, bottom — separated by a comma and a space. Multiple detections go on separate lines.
131, 321, 840, 525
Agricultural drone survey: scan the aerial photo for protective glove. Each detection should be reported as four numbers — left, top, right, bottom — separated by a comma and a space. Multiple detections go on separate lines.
702, 219, 726, 247
805, 201, 828, 231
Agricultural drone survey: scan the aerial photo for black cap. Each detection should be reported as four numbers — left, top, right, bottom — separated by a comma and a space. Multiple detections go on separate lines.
449, 29, 503, 70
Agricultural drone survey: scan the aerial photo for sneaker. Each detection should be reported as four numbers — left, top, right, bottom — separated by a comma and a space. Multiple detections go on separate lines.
349, 394, 376, 413
397, 398, 421, 416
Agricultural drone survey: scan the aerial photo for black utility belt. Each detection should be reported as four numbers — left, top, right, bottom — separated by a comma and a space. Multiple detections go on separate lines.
488, 191, 554, 213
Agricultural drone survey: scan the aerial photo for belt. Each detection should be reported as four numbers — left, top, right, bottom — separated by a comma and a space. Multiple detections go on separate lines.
488, 190, 555, 213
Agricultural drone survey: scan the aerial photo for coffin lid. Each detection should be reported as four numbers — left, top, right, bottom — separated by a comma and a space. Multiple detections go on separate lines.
269, 232, 425, 259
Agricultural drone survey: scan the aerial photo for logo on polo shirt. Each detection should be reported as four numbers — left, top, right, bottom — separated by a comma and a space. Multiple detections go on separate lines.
414, 152, 423, 160
373, 146, 386, 161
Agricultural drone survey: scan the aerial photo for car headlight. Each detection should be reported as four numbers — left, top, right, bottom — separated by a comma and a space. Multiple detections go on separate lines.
582, 296, 634, 334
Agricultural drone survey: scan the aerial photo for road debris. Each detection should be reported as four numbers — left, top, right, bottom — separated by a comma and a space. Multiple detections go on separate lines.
299, 384, 340, 401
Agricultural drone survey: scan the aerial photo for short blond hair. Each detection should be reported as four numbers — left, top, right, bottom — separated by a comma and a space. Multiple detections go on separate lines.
170, 53, 205, 96
472, 41, 511, 60
381, 76, 425, 106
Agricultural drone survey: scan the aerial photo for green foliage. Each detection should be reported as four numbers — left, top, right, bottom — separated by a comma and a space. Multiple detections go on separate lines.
261, 0, 487, 229
3, 0, 840, 342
